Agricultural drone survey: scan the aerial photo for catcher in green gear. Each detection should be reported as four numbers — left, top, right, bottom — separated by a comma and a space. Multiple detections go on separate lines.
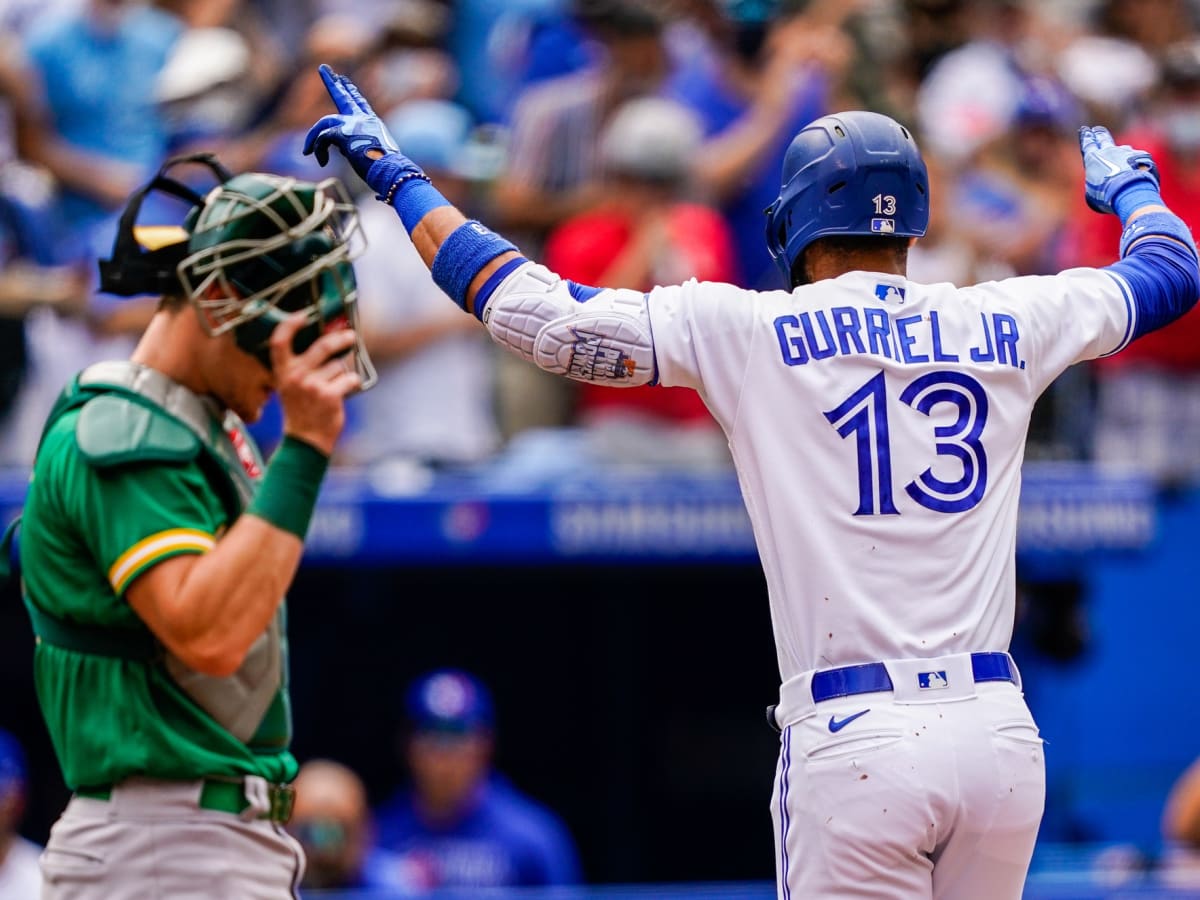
17, 154, 372, 899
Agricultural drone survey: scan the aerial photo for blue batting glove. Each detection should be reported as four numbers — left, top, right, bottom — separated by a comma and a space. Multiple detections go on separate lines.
1078, 125, 1160, 217
303, 64, 425, 196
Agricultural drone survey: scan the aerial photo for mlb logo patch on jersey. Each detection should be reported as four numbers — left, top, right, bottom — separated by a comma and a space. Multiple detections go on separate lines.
871, 218, 896, 234
874, 284, 906, 304
918, 671, 949, 690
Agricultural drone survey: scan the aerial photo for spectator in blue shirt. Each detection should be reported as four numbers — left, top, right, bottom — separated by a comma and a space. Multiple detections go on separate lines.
22, 0, 182, 260
371, 670, 582, 890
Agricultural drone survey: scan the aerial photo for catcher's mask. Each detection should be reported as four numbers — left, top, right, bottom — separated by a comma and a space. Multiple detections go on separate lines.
764, 111, 929, 288
99, 153, 376, 389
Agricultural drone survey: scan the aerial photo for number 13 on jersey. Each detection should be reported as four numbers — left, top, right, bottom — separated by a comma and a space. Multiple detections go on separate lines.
824, 370, 989, 515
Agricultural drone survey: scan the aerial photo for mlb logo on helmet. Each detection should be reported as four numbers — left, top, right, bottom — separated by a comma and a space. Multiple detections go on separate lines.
918, 671, 949, 690
871, 218, 896, 233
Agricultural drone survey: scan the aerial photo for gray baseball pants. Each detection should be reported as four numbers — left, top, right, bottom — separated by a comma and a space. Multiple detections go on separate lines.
40, 777, 305, 899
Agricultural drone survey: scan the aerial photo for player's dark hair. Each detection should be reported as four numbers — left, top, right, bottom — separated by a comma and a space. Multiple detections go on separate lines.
792, 234, 910, 288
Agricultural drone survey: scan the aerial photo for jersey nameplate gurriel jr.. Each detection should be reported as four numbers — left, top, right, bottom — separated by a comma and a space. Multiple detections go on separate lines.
772, 288, 1026, 371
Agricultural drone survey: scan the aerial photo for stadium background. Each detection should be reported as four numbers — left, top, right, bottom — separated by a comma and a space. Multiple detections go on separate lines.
2, 0, 1200, 896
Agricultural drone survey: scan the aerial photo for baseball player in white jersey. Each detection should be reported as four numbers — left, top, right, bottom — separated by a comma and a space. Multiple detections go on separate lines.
305, 65, 1200, 898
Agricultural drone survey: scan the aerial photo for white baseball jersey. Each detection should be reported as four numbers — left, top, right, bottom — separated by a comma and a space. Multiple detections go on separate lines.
644, 267, 1133, 681
479, 257, 1124, 899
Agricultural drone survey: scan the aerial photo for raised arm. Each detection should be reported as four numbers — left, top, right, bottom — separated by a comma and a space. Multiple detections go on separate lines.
303, 65, 658, 389
1079, 125, 1200, 341
304, 66, 518, 309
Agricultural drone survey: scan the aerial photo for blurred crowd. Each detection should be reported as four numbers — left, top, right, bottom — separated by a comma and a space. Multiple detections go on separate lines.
1, 0, 1200, 485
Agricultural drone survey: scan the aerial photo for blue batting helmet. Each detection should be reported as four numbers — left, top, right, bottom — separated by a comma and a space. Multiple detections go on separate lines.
764, 111, 929, 286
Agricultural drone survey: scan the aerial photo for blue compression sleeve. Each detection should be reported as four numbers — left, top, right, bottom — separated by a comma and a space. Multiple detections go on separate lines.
1106, 235, 1200, 340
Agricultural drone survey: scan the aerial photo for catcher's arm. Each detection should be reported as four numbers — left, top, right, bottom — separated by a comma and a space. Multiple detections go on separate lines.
303, 65, 657, 388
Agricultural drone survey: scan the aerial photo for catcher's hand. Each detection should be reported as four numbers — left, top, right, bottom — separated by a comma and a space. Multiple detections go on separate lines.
1078, 125, 1160, 216
303, 65, 424, 197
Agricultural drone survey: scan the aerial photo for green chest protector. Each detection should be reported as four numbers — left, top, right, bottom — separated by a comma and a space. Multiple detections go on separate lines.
7, 360, 261, 660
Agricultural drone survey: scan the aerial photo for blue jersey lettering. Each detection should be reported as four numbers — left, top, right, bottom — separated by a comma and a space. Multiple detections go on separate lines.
895, 314, 930, 364
864, 307, 893, 359
930, 311, 959, 362
774, 315, 808, 366
800, 311, 838, 360
772, 305, 1021, 370
993, 314, 1020, 368
969, 312, 995, 362
832, 306, 867, 356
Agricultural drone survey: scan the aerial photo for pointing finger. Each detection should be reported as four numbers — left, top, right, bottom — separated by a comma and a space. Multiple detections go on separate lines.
319, 63, 360, 116
338, 72, 376, 117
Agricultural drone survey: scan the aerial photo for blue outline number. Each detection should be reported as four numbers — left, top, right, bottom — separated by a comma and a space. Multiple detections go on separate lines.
823, 371, 898, 515
826, 370, 989, 516
899, 371, 988, 512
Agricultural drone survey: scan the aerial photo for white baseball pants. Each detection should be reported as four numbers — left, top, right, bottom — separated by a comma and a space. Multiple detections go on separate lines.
771, 655, 1045, 899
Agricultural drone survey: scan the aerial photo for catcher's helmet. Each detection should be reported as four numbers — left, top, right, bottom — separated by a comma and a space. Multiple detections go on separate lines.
100, 154, 375, 388
180, 172, 375, 387
764, 111, 929, 287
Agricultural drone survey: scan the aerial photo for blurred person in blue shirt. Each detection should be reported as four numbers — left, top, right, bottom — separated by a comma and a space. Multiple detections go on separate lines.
0, 0, 180, 464
663, 0, 848, 289
22, 0, 182, 258
0, 729, 41, 898
372, 670, 581, 891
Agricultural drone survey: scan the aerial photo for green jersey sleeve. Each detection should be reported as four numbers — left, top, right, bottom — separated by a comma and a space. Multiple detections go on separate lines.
79, 464, 224, 596
49, 419, 228, 596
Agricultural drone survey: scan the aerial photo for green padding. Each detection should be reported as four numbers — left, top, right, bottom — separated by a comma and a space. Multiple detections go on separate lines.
24, 598, 158, 660
76, 395, 200, 468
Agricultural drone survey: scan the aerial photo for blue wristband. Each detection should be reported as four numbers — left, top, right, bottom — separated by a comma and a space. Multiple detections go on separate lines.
1113, 183, 1163, 224
431, 221, 518, 310
1119, 209, 1199, 258
367, 155, 450, 233
391, 179, 452, 233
